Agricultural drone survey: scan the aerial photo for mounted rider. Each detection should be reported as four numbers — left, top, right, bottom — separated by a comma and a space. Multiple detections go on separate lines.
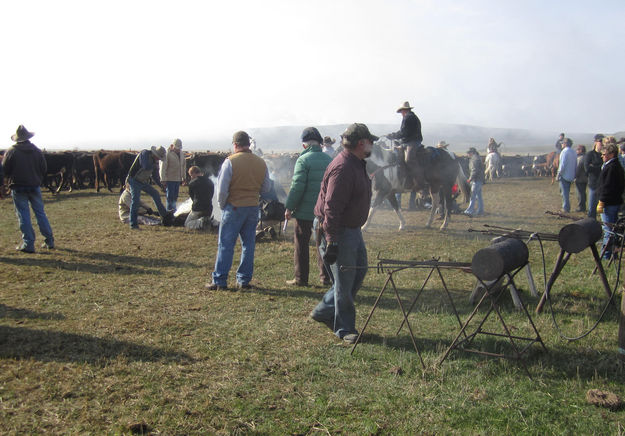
387, 101, 425, 189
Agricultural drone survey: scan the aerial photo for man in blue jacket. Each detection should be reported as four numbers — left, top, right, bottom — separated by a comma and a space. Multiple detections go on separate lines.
126, 146, 172, 229
284, 127, 333, 286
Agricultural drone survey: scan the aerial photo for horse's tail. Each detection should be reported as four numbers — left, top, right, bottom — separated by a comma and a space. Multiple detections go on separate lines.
456, 165, 471, 203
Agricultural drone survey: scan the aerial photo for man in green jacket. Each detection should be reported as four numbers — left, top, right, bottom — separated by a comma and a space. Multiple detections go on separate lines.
284, 127, 333, 286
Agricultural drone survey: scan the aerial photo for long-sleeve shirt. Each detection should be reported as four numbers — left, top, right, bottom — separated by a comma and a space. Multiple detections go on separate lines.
314, 149, 372, 243
128, 149, 161, 185
389, 111, 423, 144
558, 147, 577, 182
189, 175, 214, 214
584, 150, 602, 189
2, 141, 47, 188
216, 151, 272, 209
599, 158, 625, 206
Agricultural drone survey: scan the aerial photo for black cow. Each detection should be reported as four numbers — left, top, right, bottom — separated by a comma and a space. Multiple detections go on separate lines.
72, 151, 95, 189
43, 151, 75, 193
185, 152, 228, 179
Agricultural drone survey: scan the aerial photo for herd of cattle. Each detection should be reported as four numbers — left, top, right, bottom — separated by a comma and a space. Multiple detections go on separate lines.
0, 148, 562, 194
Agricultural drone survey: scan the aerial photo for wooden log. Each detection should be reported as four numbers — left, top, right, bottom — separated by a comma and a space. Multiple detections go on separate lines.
558, 218, 603, 254
471, 238, 529, 282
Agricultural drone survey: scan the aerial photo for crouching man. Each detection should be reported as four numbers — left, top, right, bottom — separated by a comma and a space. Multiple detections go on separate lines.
119, 184, 161, 225
185, 165, 215, 230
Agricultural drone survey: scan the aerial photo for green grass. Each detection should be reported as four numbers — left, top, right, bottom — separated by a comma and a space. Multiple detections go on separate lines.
0, 178, 624, 434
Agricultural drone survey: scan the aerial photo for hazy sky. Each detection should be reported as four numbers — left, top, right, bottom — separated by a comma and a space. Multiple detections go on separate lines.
1, 0, 624, 149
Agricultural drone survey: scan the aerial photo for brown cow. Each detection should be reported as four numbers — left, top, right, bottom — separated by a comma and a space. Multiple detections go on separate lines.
93, 150, 137, 192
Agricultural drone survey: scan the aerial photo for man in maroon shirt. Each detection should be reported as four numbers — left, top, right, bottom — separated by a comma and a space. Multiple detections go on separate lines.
310, 123, 377, 344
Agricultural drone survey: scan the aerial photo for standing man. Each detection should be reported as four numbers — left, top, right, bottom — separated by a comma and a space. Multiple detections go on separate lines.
555, 133, 565, 152
310, 123, 376, 344
387, 101, 424, 189
159, 138, 186, 211
584, 134, 604, 219
597, 142, 625, 259
2, 125, 54, 253
557, 138, 577, 213
574, 145, 588, 212
207, 131, 271, 290
126, 146, 172, 229
284, 127, 333, 287
463, 147, 485, 217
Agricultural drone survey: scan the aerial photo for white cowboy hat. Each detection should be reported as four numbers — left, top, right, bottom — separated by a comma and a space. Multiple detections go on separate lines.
396, 101, 414, 113
436, 140, 449, 149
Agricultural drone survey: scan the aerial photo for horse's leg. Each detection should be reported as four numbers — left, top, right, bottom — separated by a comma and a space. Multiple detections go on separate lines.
440, 186, 452, 231
362, 191, 385, 231
426, 188, 439, 228
387, 191, 406, 231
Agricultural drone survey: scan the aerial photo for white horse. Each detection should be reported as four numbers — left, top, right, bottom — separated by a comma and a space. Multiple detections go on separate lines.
485, 151, 500, 181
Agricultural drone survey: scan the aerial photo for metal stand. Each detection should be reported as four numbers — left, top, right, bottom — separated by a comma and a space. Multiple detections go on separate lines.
438, 262, 547, 379
349, 258, 472, 368
535, 245, 613, 313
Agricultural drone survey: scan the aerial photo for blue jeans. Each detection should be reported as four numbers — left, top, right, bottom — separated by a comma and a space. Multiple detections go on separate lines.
601, 204, 620, 259
559, 179, 572, 212
165, 181, 180, 211
128, 177, 168, 228
212, 204, 259, 286
312, 227, 368, 339
588, 187, 598, 219
465, 181, 484, 215
575, 181, 587, 211
11, 186, 54, 250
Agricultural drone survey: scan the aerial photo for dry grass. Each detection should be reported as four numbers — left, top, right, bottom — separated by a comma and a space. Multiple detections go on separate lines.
0, 178, 623, 434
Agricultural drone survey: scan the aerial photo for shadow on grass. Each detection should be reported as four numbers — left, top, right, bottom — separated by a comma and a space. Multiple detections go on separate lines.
0, 256, 161, 275
45, 190, 120, 202
0, 325, 194, 365
0, 304, 65, 321
56, 247, 200, 269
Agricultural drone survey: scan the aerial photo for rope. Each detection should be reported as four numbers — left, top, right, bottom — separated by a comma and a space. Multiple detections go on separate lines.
538, 218, 624, 341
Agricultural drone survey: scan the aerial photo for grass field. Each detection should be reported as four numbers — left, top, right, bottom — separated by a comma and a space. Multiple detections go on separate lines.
1, 177, 624, 435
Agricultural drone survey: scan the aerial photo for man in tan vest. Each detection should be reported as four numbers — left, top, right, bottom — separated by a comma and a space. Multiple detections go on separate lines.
206, 131, 272, 290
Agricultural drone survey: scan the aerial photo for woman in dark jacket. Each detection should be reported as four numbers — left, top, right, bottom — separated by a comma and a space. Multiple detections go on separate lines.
584, 136, 604, 219
597, 142, 624, 259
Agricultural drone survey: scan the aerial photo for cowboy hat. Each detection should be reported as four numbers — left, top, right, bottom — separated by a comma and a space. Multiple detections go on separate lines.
11, 125, 34, 143
323, 136, 336, 145
396, 101, 414, 113
466, 147, 478, 155
436, 140, 449, 149
151, 145, 166, 160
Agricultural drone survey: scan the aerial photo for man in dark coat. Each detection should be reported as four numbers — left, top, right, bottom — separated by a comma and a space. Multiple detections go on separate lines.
2, 125, 54, 253
597, 142, 625, 259
584, 134, 604, 219
387, 101, 425, 196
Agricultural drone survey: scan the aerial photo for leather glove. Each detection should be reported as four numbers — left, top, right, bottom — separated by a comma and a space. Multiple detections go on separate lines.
323, 243, 339, 265
597, 201, 605, 214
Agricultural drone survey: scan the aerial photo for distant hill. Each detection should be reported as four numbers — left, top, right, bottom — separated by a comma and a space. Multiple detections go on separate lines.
40, 123, 623, 154
236, 123, 616, 155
